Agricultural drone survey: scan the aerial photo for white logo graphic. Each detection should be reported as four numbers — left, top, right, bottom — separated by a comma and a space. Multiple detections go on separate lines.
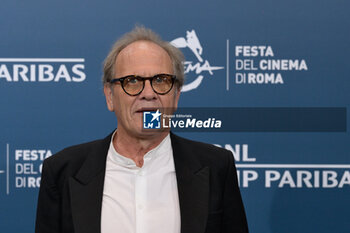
150, 110, 162, 122
215, 143, 350, 189
171, 30, 224, 92
0, 58, 86, 82
143, 110, 161, 129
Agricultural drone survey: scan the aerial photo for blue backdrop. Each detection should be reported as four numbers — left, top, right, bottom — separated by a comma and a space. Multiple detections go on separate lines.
0, 0, 349, 232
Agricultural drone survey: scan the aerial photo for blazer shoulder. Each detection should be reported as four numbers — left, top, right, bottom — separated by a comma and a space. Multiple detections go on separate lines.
42, 136, 110, 178
47, 139, 104, 163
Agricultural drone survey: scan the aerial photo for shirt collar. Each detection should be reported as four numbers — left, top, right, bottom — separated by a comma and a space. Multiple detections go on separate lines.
108, 130, 172, 169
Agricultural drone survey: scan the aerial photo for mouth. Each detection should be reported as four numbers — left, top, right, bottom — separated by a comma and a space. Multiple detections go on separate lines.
135, 108, 160, 114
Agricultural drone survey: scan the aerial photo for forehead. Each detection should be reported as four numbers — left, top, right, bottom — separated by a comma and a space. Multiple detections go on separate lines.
115, 40, 172, 77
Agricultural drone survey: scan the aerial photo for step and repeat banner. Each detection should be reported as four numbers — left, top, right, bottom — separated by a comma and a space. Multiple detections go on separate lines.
0, 0, 349, 232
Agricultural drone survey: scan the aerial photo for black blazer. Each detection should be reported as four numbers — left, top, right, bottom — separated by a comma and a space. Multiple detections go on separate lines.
35, 132, 248, 233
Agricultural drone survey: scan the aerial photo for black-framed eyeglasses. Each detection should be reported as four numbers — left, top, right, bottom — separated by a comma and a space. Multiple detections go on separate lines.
109, 73, 177, 96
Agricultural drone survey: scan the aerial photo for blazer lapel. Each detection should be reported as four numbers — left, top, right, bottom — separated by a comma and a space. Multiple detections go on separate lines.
171, 133, 210, 233
69, 133, 112, 233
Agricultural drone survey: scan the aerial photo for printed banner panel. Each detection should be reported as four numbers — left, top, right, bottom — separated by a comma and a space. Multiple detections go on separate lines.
0, 0, 349, 232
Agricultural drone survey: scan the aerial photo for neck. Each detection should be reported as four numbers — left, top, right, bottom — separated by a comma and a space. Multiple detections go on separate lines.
112, 128, 169, 167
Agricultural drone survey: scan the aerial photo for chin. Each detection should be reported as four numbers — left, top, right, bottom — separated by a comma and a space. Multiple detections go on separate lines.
137, 128, 168, 139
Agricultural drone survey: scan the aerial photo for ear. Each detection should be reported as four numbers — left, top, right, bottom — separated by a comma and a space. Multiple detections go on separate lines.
103, 84, 114, 112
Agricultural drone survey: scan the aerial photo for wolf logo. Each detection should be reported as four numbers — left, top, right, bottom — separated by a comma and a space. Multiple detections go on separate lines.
172, 30, 204, 62
171, 30, 224, 92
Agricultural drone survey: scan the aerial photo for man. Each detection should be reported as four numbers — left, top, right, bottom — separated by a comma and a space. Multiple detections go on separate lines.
35, 26, 248, 233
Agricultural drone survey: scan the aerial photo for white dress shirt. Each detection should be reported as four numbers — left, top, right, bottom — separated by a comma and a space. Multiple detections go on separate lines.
101, 132, 181, 233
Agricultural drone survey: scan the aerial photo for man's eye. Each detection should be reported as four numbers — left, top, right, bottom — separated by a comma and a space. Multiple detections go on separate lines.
127, 78, 138, 84
154, 76, 165, 83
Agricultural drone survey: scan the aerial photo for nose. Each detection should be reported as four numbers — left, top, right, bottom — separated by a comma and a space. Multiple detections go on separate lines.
140, 80, 157, 100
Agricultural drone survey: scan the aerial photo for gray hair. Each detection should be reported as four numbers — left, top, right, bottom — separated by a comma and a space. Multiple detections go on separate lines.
102, 26, 185, 89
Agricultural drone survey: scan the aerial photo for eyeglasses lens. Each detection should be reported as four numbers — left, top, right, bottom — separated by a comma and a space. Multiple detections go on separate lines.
152, 75, 173, 93
123, 77, 143, 95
